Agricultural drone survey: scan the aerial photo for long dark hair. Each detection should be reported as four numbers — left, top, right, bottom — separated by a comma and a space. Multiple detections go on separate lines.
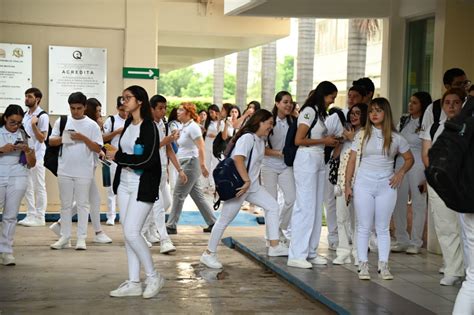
271, 91, 293, 126
247, 100, 261, 111
301, 81, 337, 120
123, 85, 152, 121
412, 91, 432, 130
204, 104, 220, 132
233, 109, 272, 143
0, 104, 24, 127
85, 98, 101, 122
348, 103, 368, 128
168, 108, 178, 123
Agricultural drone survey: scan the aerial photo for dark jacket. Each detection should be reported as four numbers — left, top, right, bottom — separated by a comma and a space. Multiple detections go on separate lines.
112, 118, 161, 202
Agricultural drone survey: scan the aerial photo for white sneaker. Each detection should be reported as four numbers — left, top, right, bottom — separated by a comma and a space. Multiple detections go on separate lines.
378, 261, 394, 280
268, 243, 289, 257
50, 237, 71, 250
358, 261, 371, 280
287, 259, 312, 269
200, 251, 223, 269
143, 274, 165, 299
49, 222, 61, 237
332, 255, 351, 265
391, 243, 409, 253
18, 216, 45, 227
308, 255, 327, 265
106, 218, 115, 226
405, 245, 420, 255
1, 253, 16, 266
440, 275, 462, 286
94, 232, 112, 244
75, 238, 87, 250
147, 230, 161, 243
160, 240, 176, 254
110, 280, 142, 297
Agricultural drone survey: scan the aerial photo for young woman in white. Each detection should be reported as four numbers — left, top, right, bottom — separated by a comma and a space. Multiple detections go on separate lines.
421, 88, 467, 286
261, 91, 296, 243
166, 103, 216, 234
287, 81, 340, 269
391, 91, 432, 254
332, 103, 367, 265
203, 104, 222, 192
345, 98, 414, 280
106, 85, 164, 299
167, 108, 181, 193
200, 109, 289, 269
0, 105, 36, 265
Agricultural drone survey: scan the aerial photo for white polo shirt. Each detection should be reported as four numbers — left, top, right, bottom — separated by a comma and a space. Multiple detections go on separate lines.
0, 127, 29, 177
103, 114, 126, 148
263, 116, 289, 171
231, 133, 264, 193
176, 120, 202, 159
23, 107, 49, 161
297, 106, 327, 153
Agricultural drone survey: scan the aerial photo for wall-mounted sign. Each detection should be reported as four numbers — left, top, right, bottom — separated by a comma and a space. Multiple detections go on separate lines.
0, 43, 32, 113
49, 45, 107, 115
123, 67, 159, 79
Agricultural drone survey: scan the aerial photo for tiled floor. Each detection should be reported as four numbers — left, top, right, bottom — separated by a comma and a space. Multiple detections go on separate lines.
226, 235, 461, 315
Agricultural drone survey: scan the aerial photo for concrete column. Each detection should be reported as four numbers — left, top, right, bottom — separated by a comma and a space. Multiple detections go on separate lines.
123, 0, 158, 95
296, 18, 315, 106
235, 50, 249, 109
261, 42, 276, 110
213, 57, 225, 105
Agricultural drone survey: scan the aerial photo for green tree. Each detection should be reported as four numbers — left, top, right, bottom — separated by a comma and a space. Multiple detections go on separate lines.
276, 55, 294, 93
223, 73, 236, 102
157, 67, 196, 97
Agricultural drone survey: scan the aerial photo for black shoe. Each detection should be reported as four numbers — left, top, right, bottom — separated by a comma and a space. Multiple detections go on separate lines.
167, 227, 177, 235
203, 224, 214, 233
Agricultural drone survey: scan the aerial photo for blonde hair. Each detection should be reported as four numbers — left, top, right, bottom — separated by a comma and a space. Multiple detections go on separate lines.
363, 97, 397, 155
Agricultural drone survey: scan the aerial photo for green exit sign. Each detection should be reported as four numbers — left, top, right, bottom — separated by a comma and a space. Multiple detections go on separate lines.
123, 67, 159, 79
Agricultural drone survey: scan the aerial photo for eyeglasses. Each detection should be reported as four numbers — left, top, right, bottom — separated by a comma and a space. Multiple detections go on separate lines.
350, 111, 361, 117
7, 120, 22, 127
120, 95, 135, 104
452, 80, 471, 88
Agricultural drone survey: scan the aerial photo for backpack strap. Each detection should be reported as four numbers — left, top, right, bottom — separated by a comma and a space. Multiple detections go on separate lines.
37, 110, 47, 119
430, 121, 440, 141
399, 114, 410, 132
307, 107, 319, 138
433, 99, 442, 125
109, 115, 115, 132
164, 121, 169, 136
59, 115, 67, 156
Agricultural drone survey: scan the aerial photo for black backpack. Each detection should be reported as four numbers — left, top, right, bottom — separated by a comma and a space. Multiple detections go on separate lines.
43, 115, 67, 176
283, 108, 318, 167
324, 107, 346, 164
425, 96, 474, 213
429, 99, 442, 140
104, 115, 115, 144
212, 136, 254, 210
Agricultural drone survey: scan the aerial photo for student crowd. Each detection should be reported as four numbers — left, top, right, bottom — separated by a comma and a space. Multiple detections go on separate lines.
0, 68, 472, 313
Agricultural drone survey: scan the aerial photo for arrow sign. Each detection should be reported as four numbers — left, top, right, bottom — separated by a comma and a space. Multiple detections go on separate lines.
122, 67, 159, 80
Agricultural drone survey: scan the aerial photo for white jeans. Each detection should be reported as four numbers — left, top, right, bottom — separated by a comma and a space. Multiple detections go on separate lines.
24, 161, 47, 219
117, 169, 156, 282
324, 164, 338, 246
335, 195, 357, 258
428, 185, 465, 277
106, 162, 118, 221
353, 170, 397, 262
261, 165, 296, 240
208, 185, 280, 252
58, 176, 92, 239
144, 166, 171, 241
204, 137, 219, 189
393, 162, 427, 248
453, 213, 474, 314
69, 179, 102, 233
289, 150, 326, 260
0, 176, 27, 253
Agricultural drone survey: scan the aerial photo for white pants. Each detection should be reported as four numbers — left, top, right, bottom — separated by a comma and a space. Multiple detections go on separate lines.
24, 161, 47, 219
324, 164, 338, 246
261, 165, 296, 240
58, 176, 92, 239
335, 195, 357, 258
204, 137, 219, 189
289, 150, 326, 260
0, 176, 27, 253
117, 169, 156, 282
393, 162, 427, 248
208, 185, 280, 252
106, 162, 118, 221
453, 213, 474, 314
353, 170, 397, 262
428, 185, 465, 277
69, 179, 102, 233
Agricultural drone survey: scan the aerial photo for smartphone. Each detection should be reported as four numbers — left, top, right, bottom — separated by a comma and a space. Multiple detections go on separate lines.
14, 140, 24, 145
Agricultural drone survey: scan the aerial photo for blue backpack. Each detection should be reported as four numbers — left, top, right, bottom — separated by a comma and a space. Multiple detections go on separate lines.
212, 136, 254, 210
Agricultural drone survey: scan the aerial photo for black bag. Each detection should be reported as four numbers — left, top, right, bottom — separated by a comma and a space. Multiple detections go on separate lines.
324, 107, 346, 164
328, 156, 340, 185
425, 96, 474, 213
212, 137, 254, 210
43, 115, 67, 176
282, 111, 318, 167
212, 131, 228, 159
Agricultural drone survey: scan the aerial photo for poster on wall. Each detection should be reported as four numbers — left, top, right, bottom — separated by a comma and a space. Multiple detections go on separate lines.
49, 45, 107, 115
0, 43, 32, 113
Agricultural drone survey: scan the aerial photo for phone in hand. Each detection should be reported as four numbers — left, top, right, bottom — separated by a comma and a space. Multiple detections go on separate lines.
14, 140, 24, 145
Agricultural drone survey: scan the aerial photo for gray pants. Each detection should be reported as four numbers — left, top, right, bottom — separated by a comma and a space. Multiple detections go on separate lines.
166, 157, 216, 229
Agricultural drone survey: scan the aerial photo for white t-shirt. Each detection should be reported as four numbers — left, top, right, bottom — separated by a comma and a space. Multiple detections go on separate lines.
263, 116, 289, 171
176, 120, 202, 159
325, 108, 349, 136
120, 122, 142, 155
420, 102, 446, 140
231, 133, 265, 193
103, 114, 126, 148
51, 115, 103, 179
155, 119, 167, 166
168, 120, 181, 133
23, 107, 49, 161
397, 116, 423, 166
206, 120, 223, 138
0, 127, 29, 177
297, 106, 327, 153
353, 126, 410, 174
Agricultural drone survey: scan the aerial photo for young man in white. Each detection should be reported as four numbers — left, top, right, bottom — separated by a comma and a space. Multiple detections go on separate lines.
102, 97, 128, 225
18, 88, 49, 227
49, 92, 103, 250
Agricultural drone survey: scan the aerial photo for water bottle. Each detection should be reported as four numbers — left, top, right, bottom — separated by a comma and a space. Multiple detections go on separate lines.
133, 142, 144, 175
102, 163, 111, 187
